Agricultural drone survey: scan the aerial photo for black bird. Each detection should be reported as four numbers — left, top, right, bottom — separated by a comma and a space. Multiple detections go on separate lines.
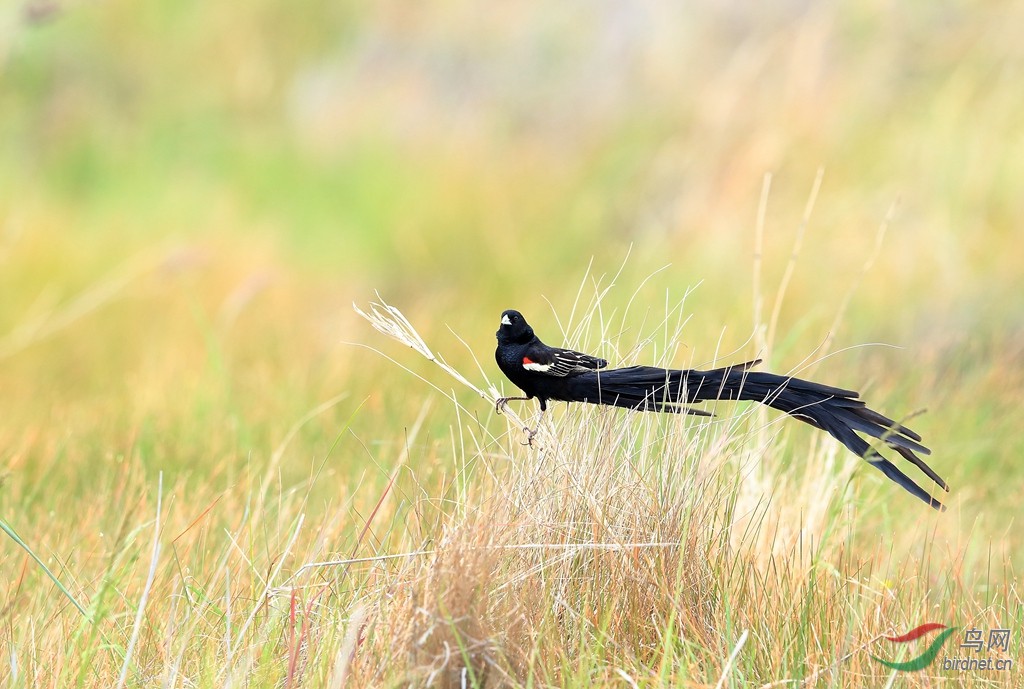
494, 309, 948, 510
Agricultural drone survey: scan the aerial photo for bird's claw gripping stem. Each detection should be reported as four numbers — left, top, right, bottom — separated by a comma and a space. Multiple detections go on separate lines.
521, 425, 538, 446
495, 396, 529, 415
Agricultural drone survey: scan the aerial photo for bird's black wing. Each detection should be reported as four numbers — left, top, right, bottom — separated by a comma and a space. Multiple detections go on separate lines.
521, 345, 608, 378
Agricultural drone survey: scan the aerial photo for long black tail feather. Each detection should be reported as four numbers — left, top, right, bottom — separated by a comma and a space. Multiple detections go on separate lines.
562, 359, 947, 510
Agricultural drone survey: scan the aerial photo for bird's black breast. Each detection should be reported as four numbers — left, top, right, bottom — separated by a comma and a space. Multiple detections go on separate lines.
495, 343, 534, 393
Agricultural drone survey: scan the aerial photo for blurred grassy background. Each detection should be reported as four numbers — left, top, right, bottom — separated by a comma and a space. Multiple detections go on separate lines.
3, 0, 1022, 499
1, 0, 1022, 684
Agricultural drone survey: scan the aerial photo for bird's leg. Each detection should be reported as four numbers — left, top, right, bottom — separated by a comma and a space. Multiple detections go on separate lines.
495, 396, 531, 415
521, 405, 546, 447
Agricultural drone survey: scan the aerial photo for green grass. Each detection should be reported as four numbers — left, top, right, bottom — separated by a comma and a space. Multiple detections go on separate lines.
1, 1, 1022, 686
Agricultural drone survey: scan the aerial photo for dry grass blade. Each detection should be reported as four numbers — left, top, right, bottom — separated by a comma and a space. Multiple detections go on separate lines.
354, 298, 435, 362
354, 298, 517, 420
328, 603, 369, 689
715, 628, 749, 689
765, 167, 824, 353
0, 520, 90, 620
117, 472, 163, 689
228, 514, 306, 661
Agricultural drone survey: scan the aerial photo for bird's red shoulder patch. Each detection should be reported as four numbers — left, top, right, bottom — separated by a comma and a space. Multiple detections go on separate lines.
522, 356, 535, 365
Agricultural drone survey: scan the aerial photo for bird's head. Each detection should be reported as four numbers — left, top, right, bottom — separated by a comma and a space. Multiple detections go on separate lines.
496, 309, 534, 344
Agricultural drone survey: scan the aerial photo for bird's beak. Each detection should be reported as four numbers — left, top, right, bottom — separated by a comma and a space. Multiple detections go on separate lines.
501, 314, 512, 325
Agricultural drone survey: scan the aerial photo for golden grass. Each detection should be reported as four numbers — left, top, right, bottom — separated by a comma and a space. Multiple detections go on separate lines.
1, 246, 1020, 687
